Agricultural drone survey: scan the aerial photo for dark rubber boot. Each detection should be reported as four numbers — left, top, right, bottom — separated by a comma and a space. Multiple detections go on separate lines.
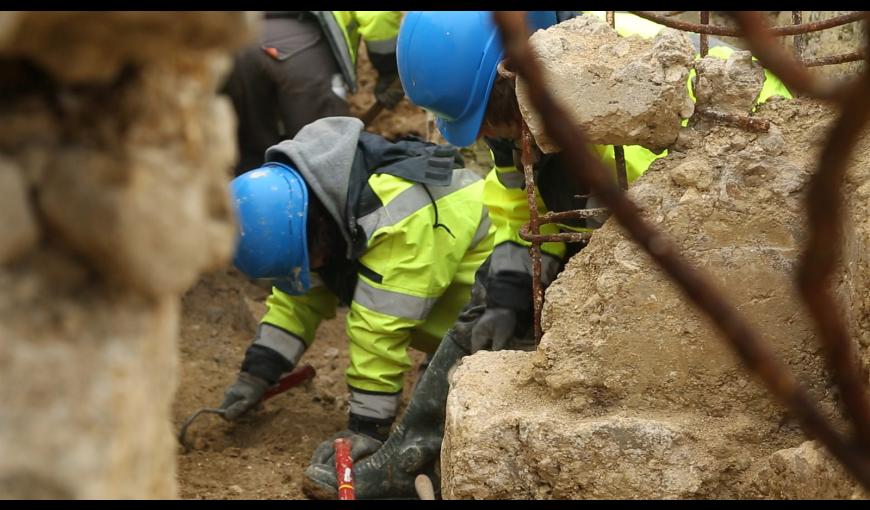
303, 263, 490, 499
303, 334, 470, 499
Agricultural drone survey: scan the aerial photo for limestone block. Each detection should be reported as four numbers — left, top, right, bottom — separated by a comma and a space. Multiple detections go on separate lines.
516, 15, 695, 153
750, 441, 866, 499
0, 11, 252, 499
693, 51, 765, 115
443, 351, 716, 499
443, 98, 868, 498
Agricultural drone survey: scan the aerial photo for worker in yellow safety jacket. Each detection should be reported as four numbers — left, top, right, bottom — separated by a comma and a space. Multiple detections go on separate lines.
301, 11, 794, 499
221, 116, 494, 471
223, 11, 404, 175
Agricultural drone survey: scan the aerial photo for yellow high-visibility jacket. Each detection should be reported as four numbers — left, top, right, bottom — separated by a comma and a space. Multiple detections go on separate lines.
242, 117, 494, 421
314, 11, 403, 92
482, 11, 793, 294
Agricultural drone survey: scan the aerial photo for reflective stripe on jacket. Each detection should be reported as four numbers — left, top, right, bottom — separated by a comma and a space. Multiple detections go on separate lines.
314, 11, 402, 93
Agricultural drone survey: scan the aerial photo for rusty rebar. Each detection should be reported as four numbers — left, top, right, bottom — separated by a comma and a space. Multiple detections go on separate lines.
519, 225, 594, 244
492, 10, 870, 490
520, 123, 544, 344
793, 11, 805, 61
796, 72, 870, 452
728, 11, 848, 101
695, 106, 771, 132
630, 11, 864, 37
803, 50, 866, 67
539, 209, 611, 222
519, 209, 607, 243
700, 11, 710, 58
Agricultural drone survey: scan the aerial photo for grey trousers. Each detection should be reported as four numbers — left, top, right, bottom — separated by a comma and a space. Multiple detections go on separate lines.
222, 17, 351, 176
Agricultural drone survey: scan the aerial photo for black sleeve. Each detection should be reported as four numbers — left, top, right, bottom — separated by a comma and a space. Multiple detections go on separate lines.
240, 344, 294, 385
485, 270, 533, 335
485, 270, 533, 314
483, 136, 517, 168
368, 51, 398, 77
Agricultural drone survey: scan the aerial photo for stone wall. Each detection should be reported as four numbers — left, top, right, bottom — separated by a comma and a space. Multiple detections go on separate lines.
0, 12, 254, 498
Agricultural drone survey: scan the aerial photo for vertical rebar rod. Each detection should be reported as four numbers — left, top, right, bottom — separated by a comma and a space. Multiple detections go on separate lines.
700, 11, 710, 57
521, 123, 544, 344
614, 145, 628, 190
793, 11, 805, 61
607, 11, 628, 190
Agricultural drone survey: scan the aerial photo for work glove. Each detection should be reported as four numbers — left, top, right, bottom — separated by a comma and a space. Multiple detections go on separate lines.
309, 429, 384, 467
219, 371, 270, 421
470, 307, 517, 353
374, 72, 403, 109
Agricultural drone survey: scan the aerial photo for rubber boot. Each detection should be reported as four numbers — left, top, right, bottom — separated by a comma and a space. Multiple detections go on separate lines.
303, 263, 489, 499
303, 334, 470, 499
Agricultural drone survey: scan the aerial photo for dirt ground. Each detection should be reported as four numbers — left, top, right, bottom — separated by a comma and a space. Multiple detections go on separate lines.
173, 268, 427, 500
173, 46, 432, 500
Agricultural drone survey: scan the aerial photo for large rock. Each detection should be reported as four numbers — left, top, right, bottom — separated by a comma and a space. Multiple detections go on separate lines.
444, 352, 716, 499
0, 12, 253, 498
442, 96, 870, 498
749, 441, 867, 499
693, 50, 765, 115
516, 15, 695, 153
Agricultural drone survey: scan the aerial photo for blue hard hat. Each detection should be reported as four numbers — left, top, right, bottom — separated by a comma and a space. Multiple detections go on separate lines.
397, 11, 558, 148
230, 162, 311, 295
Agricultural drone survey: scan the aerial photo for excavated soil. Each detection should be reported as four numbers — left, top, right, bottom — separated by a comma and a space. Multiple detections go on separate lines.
174, 49, 429, 500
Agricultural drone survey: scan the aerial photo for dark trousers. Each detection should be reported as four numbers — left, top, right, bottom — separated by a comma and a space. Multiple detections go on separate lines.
222, 17, 350, 176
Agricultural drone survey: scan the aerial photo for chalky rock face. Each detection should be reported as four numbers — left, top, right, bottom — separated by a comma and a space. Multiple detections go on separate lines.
516, 15, 695, 154
0, 12, 253, 498
693, 50, 765, 115
749, 441, 866, 499
442, 97, 870, 499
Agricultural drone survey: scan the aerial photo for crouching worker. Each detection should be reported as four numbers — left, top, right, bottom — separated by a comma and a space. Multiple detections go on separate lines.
221, 116, 495, 476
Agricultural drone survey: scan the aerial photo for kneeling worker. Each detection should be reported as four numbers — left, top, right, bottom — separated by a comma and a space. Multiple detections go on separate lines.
220, 116, 495, 465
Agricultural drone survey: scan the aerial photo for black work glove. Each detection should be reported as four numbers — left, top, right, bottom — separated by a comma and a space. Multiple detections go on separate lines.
309, 429, 384, 467
374, 72, 404, 109
219, 372, 270, 421
470, 307, 517, 353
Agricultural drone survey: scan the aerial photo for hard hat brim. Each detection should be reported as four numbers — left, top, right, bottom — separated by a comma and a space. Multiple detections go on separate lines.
435, 59, 499, 148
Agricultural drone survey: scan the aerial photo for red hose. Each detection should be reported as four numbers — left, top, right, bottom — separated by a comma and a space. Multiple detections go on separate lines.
334, 437, 355, 500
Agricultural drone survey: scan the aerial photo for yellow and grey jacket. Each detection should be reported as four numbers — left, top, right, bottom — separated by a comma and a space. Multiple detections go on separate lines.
240, 117, 494, 421
482, 11, 793, 314
312, 11, 403, 93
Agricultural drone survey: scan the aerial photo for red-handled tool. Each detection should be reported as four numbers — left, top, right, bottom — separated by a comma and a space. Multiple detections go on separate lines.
261, 364, 316, 401
178, 364, 316, 450
334, 437, 355, 500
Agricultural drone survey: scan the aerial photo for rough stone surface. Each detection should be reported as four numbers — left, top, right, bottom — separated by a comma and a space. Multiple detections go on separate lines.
443, 98, 870, 499
693, 51, 765, 115
0, 12, 252, 498
749, 441, 867, 499
0, 157, 38, 264
516, 15, 695, 153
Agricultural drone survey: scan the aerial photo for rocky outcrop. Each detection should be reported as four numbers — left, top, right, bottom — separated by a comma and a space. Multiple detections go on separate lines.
442, 93, 869, 499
